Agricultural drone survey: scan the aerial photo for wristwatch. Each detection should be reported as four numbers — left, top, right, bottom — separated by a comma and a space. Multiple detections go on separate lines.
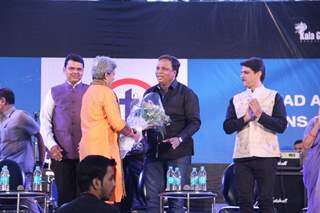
178, 137, 183, 143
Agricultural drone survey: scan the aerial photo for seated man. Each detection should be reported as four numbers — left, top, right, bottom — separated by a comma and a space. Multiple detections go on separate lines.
294, 139, 305, 165
56, 155, 120, 213
294, 139, 304, 154
0, 88, 45, 213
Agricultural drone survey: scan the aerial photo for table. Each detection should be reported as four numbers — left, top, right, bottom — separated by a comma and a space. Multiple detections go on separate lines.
159, 191, 217, 213
0, 191, 48, 212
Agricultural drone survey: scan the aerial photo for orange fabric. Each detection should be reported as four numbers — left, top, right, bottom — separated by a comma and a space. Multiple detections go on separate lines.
79, 84, 126, 202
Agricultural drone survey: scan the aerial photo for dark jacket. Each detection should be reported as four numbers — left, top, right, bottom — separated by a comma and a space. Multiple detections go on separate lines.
144, 80, 201, 160
56, 193, 119, 213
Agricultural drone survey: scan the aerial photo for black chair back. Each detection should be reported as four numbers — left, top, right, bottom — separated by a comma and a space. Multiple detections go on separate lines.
221, 163, 259, 206
0, 160, 28, 212
0, 159, 25, 191
137, 169, 147, 207
221, 163, 238, 206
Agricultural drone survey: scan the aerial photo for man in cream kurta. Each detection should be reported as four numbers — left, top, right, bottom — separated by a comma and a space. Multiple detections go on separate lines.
223, 57, 287, 213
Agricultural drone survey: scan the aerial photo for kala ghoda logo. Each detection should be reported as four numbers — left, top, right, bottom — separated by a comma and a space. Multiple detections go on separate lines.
295, 22, 320, 42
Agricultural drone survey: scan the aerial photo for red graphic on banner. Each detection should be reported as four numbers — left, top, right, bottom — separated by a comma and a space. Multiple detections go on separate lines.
112, 78, 150, 89
112, 78, 151, 119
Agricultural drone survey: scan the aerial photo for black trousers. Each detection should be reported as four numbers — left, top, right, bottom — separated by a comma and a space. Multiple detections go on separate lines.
234, 157, 278, 213
51, 159, 79, 207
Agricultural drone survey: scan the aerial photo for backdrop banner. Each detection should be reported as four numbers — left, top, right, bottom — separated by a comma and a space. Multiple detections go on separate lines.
1, 2, 320, 163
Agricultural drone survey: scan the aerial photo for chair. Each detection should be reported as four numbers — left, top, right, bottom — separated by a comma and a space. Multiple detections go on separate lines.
219, 163, 259, 213
0, 159, 25, 191
137, 170, 147, 209
0, 159, 29, 213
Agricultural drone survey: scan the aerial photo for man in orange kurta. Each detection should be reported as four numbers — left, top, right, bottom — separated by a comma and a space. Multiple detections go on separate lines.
79, 56, 138, 203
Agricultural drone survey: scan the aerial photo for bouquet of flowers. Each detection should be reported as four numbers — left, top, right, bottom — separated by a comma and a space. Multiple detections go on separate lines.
120, 92, 171, 158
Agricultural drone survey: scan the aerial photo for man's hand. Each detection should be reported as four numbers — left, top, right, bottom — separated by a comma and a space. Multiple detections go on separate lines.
50, 145, 63, 161
129, 128, 141, 142
132, 131, 141, 142
243, 111, 252, 123
303, 111, 320, 149
163, 137, 181, 150
249, 98, 262, 118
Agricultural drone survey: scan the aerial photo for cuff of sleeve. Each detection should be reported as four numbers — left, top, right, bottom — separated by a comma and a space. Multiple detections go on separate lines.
45, 140, 58, 151
257, 112, 266, 123
178, 134, 187, 143
240, 117, 246, 125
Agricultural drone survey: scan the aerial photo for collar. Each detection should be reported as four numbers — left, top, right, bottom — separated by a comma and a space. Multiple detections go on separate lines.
156, 79, 178, 91
91, 79, 108, 87
66, 80, 82, 89
81, 192, 101, 200
2, 106, 16, 119
246, 84, 265, 95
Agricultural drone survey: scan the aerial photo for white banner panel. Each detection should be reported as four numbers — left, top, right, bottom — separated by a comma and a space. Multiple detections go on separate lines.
41, 58, 188, 119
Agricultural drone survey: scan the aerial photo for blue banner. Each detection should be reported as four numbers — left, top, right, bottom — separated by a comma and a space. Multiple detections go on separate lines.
189, 59, 320, 163
0, 57, 41, 115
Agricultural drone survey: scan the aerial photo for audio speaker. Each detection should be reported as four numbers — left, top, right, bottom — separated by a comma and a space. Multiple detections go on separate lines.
273, 171, 307, 213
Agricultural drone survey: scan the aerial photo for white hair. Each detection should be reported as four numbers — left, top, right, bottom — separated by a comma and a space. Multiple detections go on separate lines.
92, 56, 117, 80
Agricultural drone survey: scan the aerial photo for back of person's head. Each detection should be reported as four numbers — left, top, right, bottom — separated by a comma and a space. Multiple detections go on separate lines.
158, 54, 180, 77
0, 88, 15, 105
91, 56, 117, 80
240, 57, 266, 82
64, 53, 84, 68
77, 155, 116, 193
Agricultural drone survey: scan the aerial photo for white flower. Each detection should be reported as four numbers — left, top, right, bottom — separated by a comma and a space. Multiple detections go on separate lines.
120, 92, 170, 158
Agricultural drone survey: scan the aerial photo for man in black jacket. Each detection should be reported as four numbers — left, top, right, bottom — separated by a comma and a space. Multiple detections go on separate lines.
223, 57, 287, 213
143, 55, 201, 213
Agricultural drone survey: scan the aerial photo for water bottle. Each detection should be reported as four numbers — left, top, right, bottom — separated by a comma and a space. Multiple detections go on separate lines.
32, 166, 42, 191
166, 166, 175, 191
198, 166, 207, 191
190, 167, 199, 191
174, 167, 182, 191
0, 166, 10, 192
